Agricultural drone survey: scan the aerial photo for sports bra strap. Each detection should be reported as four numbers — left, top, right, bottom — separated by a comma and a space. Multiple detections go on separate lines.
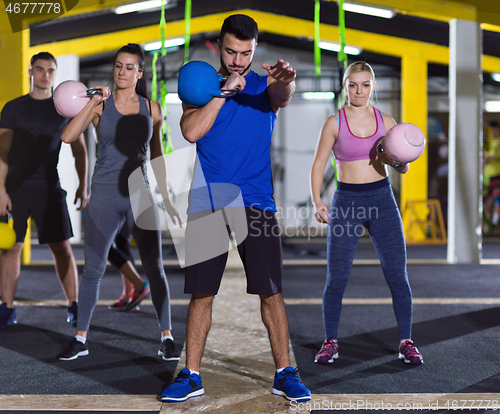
334, 110, 379, 124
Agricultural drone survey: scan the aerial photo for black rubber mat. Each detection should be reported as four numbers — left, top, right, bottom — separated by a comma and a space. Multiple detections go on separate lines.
2, 242, 500, 404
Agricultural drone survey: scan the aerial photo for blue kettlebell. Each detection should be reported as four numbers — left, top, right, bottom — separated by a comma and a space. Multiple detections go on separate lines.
0, 211, 16, 250
178, 61, 239, 107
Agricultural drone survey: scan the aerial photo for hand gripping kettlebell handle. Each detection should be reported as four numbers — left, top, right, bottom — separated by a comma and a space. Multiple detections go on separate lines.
220, 76, 240, 98
376, 141, 384, 158
4, 210, 13, 223
86, 88, 103, 96
377, 141, 402, 168
220, 88, 240, 98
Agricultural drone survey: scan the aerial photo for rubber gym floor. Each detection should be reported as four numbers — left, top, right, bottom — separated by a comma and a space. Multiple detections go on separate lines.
1, 237, 499, 413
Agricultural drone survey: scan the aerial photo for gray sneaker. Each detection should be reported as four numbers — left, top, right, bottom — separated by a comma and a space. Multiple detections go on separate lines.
57, 338, 89, 361
158, 338, 180, 361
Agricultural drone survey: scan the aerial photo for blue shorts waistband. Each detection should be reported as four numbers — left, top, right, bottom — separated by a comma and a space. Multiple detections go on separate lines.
337, 177, 389, 192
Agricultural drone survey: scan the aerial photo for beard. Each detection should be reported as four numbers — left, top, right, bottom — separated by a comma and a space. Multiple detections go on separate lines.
220, 56, 253, 76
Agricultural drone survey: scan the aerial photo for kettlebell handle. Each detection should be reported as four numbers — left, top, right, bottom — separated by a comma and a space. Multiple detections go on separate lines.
377, 141, 402, 168
219, 76, 240, 99
76, 89, 104, 98
86, 88, 103, 96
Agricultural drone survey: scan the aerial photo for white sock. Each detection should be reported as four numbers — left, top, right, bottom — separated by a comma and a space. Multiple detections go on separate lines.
276, 367, 287, 374
75, 335, 86, 344
161, 334, 174, 342
188, 369, 200, 376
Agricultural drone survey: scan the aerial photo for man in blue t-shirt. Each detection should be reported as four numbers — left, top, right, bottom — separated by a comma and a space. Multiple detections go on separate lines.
0, 52, 88, 328
161, 14, 311, 403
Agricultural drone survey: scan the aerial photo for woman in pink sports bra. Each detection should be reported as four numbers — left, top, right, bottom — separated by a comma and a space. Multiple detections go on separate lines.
309, 61, 423, 366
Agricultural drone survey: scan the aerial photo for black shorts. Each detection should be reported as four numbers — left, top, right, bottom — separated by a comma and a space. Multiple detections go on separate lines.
184, 207, 283, 295
9, 185, 73, 244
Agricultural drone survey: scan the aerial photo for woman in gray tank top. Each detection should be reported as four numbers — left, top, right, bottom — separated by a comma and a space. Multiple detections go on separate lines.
56, 43, 182, 363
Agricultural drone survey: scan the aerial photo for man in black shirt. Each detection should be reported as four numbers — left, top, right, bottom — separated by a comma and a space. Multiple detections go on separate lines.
0, 52, 88, 328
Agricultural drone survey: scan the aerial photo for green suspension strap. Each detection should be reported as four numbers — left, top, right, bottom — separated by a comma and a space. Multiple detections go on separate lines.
151, 0, 191, 153
337, 0, 348, 109
151, 0, 174, 154
184, 0, 191, 64
314, 0, 321, 77
152, 52, 158, 101
332, 0, 350, 182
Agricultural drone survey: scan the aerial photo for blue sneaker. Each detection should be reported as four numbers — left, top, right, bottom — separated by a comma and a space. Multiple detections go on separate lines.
0, 302, 17, 328
66, 301, 77, 327
272, 366, 311, 402
161, 368, 204, 402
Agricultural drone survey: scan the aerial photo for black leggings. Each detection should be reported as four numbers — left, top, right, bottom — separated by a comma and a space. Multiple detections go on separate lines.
107, 221, 134, 270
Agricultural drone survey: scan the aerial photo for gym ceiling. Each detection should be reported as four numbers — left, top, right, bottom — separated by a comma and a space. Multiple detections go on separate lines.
20, 0, 500, 85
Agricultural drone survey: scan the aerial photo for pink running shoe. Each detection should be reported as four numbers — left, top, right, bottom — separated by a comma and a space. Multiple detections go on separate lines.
314, 338, 339, 364
108, 295, 139, 312
399, 339, 424, 365
124, 281, 150, 312
108, 297, 128, 310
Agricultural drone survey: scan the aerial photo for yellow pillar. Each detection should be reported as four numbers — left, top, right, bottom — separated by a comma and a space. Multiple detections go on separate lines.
0, 19, 32, 263
0, 16, 27, 108
400, 52, 428, 241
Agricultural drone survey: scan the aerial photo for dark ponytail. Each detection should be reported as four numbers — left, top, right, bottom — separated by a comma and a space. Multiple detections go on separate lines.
113, 43, 149, 99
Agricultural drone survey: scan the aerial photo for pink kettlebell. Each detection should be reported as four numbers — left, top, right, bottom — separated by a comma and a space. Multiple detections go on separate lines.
53, 80, 102, 118
377, 123, 426, 164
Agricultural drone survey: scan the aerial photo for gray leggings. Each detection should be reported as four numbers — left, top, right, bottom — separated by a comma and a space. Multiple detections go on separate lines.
76, 182, 171, 332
